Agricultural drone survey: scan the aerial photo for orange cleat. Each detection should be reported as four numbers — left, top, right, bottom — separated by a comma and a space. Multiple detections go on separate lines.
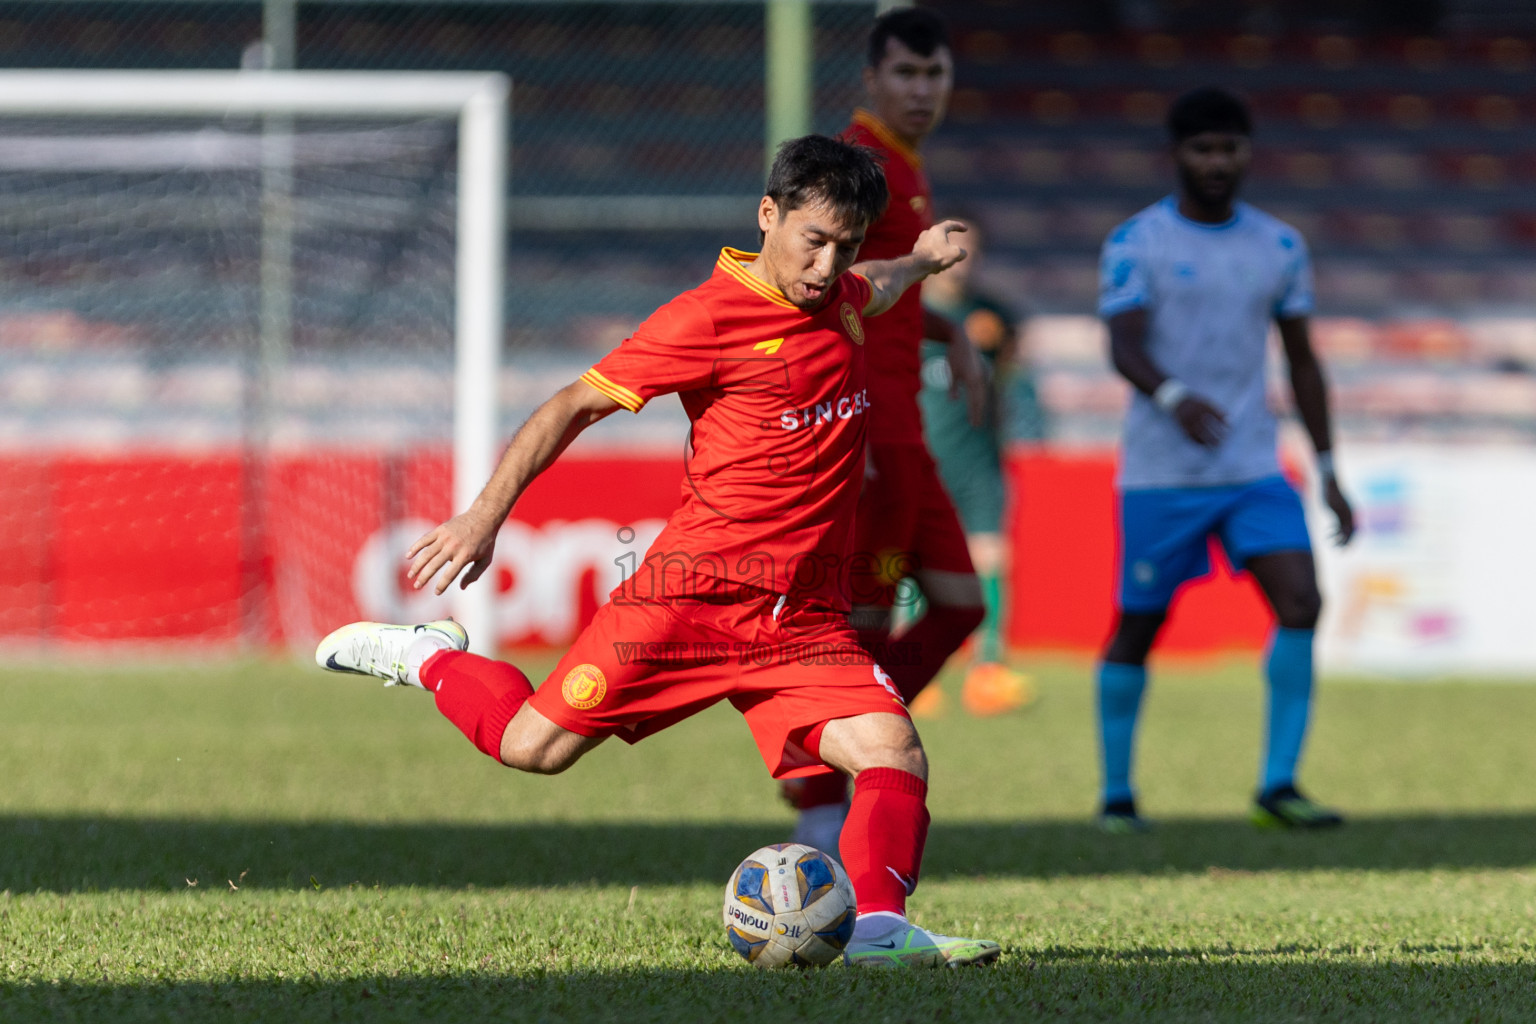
960, 662, 1036, 716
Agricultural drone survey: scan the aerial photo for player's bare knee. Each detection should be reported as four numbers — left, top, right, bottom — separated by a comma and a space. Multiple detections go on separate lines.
1106, 611, 1164, 665
499, 733, 574, 775
860, 740, 927, 780
892, 735, 929, 779
500, 746, 575, 775
1278, 589, 1322, 631
864, 718, 927, 779
818, 712, 927, 780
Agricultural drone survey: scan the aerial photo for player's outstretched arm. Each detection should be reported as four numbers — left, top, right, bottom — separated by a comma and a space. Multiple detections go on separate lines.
1277, 316, 1354, 545
407, 380, 622, 594
854, 219, 968, 317
1107, 308, 1228, 448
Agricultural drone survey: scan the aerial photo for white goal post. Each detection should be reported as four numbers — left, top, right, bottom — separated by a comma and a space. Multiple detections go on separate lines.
0, 71, 508, 654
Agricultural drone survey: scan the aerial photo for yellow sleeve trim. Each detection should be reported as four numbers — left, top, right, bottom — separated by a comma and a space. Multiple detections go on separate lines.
581, 369, 645, 413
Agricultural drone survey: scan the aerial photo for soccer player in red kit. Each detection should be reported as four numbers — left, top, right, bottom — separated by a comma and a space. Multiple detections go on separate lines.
786, 8, 1003, 854
316, 135, 1001, 968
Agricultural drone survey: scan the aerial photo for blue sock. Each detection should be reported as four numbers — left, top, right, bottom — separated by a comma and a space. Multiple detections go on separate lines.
1097, 662, 1147, 805
1261, 627, 1315, 795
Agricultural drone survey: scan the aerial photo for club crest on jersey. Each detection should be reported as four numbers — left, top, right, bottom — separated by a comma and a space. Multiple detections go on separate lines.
910, 196, 927, 213
562, 663, 607, 709
839, 302, 864, 345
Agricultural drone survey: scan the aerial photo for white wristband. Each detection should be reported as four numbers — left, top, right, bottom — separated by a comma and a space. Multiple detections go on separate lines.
1316, 450, 1336, 479
1152, 379, 1189, 413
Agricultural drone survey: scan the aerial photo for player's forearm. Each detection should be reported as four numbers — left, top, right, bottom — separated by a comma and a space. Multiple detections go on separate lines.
1106, 310, 1166, 396
1289, 354, 1336, 455
468, 381, 614, 523
1278, 317, 1336, 455
854, 255, 938, 316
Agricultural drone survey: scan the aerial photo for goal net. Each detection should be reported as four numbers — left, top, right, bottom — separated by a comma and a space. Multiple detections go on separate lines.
0, 72, 505, 654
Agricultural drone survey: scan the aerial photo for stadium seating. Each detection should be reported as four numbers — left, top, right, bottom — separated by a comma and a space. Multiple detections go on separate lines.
3, 3, 1536, 444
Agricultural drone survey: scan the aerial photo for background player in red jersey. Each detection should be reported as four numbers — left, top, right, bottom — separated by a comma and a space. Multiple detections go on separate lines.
315, 135, 1001, 968
786, 7, 1004, 855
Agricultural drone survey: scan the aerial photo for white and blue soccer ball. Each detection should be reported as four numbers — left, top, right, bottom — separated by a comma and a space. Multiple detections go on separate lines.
723, 842, 856, 968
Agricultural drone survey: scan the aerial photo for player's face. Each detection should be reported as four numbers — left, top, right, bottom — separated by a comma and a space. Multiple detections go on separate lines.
757, 197, 866, 311
863, 39, 953, 145
1174, 131, 1252, 208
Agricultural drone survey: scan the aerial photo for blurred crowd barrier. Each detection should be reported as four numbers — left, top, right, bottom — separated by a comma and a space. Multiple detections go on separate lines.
1025, 313, 1536, 447
7, 312, 1535, 450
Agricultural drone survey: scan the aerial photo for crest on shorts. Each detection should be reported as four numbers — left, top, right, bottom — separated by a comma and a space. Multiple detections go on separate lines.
839, 302, 864, 345
562, 663, 607, 709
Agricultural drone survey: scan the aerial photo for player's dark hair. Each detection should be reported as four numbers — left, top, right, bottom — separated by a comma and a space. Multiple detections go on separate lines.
867, 7, 949, 67
1167, 87, 1253, 141
765, 134, 889, 230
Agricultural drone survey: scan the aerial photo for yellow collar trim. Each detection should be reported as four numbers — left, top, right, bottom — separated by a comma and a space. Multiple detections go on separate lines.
853, 109, 922, 170
717, 247, 798, 309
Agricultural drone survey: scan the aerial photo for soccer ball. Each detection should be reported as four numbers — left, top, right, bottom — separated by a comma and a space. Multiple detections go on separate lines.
723, 843, 856, 968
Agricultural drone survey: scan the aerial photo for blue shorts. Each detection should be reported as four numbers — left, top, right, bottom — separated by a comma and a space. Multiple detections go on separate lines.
1117, 475, 1311, 612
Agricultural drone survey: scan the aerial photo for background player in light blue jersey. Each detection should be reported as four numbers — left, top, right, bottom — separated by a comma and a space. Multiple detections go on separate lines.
1094, 88, 1355, 833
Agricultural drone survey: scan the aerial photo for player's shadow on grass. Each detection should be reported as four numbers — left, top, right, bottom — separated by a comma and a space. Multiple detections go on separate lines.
5, 813, 1536, 892
6, 957, 1535, 1022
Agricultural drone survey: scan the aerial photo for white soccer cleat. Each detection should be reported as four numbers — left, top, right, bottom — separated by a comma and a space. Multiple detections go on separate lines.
843, 918, 1002, 969
314, 619, 468, 688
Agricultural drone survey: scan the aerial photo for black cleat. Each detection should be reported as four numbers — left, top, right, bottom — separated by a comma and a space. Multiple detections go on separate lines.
1097, 797, 1150, 834
1251, 784, 1344, 830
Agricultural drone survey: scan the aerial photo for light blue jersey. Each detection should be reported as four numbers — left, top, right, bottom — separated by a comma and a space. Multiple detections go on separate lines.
1099, 196, 1314, 490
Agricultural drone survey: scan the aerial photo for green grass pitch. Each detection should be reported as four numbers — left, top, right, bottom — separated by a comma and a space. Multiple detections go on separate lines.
3, 654, 1536, 1022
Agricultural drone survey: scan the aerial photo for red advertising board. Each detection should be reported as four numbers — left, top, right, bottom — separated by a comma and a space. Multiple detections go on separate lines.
0, 447, 1273, 653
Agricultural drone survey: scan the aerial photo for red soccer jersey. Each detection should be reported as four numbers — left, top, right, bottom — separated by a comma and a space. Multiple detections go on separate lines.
844, 108, 934, 445
581, 248, 875, 610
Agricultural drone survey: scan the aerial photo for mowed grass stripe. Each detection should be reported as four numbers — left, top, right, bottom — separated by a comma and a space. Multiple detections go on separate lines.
3, 659, 1536, 1021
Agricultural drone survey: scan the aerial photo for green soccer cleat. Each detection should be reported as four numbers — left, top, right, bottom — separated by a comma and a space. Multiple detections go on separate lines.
843, 920, 1002, 968
315, 619, 468, 688
1251, 785, 1344, 830
1097, 797, 1150, 834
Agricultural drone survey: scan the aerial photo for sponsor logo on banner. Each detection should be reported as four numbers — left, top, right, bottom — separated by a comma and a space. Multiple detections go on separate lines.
561, 663, 607, 709
351, 517, 665, 646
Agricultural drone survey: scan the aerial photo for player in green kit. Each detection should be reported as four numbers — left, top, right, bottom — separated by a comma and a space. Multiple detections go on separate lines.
916, 216, 1042, 716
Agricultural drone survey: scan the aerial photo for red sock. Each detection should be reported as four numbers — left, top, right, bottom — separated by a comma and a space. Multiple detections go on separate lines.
840, 767, 929, 916
885, 605, 984, 703
790, 771, 849, 810
419, 651, 533, 761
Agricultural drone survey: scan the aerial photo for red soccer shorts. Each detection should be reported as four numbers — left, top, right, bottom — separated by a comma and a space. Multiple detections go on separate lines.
529, 578, 910, 779
852, 440, 976, 607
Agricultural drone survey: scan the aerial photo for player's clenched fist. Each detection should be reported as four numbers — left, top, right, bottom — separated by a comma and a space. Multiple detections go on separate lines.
912, 219, 968, 274
407, 510, 499, 595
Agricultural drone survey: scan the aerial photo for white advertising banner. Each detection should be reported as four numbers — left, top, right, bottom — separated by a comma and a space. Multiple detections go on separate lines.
1315, 444, 1536, 676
